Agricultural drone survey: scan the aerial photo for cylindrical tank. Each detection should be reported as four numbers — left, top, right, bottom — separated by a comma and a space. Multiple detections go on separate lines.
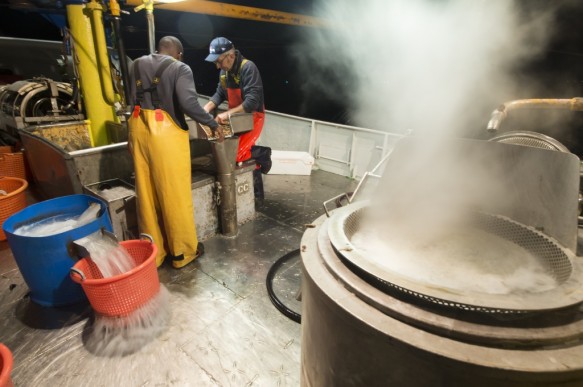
300, 138, 583, 386
300, 214, 583, 387
2, 194, 113, 307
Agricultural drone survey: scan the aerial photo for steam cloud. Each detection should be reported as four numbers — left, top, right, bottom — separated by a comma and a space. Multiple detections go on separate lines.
296, 0, 562, 135
295, 1, 580, 259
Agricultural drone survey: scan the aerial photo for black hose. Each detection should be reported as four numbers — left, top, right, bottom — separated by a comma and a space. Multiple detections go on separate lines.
266, 248, 301, 324
111, 15, 131, 106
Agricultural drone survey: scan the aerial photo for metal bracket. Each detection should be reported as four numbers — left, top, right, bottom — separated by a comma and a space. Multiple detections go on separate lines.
323, 193, 350, 218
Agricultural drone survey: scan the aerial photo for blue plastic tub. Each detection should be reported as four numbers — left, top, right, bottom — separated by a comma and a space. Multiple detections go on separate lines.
2, 194, 113, 307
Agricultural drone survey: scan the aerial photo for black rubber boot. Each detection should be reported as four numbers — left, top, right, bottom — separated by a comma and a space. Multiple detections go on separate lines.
251, 145, 272, 174
253, 168, 264, 200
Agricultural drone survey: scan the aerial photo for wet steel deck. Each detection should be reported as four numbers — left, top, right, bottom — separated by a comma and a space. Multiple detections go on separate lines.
0, 170, 357, 386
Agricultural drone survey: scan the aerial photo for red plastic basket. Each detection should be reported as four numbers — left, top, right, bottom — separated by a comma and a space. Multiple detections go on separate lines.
0, 343, 14, 387
0, 177, 28, 241
70, 239, 159, 317
0, 147, 26, 181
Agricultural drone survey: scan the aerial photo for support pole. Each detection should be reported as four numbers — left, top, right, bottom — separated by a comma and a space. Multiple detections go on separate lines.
66, 1, 118, 146
109, 0, 131, 106
211, 138, 239, 237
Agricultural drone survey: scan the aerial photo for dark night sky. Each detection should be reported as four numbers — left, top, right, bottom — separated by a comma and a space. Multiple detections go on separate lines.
1, 1, 582, 126
118, 8, 324, 119
0, 0, 336, 120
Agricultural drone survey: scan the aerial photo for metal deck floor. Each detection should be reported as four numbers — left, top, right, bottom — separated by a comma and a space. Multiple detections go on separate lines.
0, 170, 357, 386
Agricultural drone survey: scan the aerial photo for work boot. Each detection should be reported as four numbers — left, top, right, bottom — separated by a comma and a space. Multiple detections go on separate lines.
253, 168, 264, 200
171, 243, 205, 269
251, 145, 272, 174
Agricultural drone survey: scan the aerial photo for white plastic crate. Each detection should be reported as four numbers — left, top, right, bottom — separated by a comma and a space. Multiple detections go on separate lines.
268, 150, 314, 175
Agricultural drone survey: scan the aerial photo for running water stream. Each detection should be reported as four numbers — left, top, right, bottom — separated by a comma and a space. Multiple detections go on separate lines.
75, 230, 170, 357
75, 231, 136, 278
84, 286, 171, 357
15, 202, 137, 277
15, 202, 171, 356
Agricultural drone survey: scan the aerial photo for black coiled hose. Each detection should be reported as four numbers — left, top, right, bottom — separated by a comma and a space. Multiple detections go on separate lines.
266, 248, 301, 324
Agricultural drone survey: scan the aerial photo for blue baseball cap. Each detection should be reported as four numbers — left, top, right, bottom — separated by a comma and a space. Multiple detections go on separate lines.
205, 37, 234, 62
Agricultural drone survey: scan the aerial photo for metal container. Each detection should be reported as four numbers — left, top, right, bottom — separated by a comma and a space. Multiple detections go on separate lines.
19, 122, 134, 199
190, 112, 253, 141
228, 112, 254, 134
300, 137, 583, 386
370, 137, 580, 252
301, 216, 583, 386
83, 179, 137, 241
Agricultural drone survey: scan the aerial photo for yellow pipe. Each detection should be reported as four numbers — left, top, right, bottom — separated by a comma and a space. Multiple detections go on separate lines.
134, 0, 156, 53
87, 0, 117, 106
126, 0, 329, 28
487, 98, 583, 132
109, 0, 121, 17
66, 3, 118, 146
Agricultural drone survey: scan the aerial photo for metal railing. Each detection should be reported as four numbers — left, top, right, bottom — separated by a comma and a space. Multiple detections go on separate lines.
196, 95, 405, 179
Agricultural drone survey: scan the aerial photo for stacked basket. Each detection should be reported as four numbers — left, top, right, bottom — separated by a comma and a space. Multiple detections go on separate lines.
0, 145, 28, 241
0, 146, 26, 181
0, 177, 27, 241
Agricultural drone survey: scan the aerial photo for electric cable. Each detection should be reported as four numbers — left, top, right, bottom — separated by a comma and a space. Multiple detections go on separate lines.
266, 248, 302, 324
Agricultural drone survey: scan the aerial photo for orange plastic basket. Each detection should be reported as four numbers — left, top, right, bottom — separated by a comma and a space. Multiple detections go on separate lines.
70, 239, 159, 317
0, 177, 28, 241
0, 343, 14, 387
0, 148, 26, 181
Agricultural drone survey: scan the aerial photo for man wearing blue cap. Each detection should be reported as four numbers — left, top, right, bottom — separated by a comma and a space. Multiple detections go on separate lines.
203, 37, 271, 199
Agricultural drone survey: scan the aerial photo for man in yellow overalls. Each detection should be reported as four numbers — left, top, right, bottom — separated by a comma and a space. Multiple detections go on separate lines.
128, 36, 222, 268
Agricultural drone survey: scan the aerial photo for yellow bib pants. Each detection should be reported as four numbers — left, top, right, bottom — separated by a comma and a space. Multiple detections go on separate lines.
128, 108, 198, 268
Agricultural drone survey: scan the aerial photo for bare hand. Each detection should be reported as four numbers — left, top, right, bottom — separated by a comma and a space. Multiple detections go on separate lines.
215, 125, 225, 143
216, 112, 229, 125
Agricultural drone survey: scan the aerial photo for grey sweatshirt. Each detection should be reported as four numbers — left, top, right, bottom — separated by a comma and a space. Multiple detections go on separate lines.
210, 50, 264, 113
129, 54, 218, 130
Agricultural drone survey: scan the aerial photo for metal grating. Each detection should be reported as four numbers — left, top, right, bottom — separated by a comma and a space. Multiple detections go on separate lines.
489, 131, 571, 153
332, 204, 582, 315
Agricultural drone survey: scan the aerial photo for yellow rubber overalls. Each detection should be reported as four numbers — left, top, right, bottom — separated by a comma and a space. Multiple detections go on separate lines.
128, 58, 198, 268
